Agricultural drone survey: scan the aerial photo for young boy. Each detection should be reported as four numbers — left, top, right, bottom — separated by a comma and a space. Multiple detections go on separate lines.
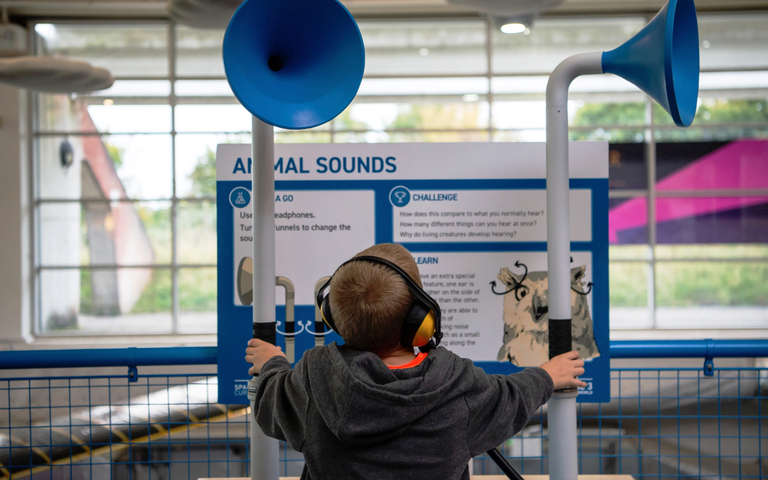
246, 243, 587, 480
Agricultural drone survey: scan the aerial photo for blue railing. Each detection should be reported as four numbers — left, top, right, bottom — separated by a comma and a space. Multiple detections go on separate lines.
2, 339, 766, 369
1, 340, 765, 479
0, 346, 217, 369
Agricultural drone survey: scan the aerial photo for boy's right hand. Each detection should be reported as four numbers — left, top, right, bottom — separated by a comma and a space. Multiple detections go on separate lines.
539, 351, 588, 390
245, 338, 286, 376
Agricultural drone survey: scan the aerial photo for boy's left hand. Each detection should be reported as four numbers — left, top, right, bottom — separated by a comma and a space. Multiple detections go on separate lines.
245, 338, 286, 375
539, 350, 588, 390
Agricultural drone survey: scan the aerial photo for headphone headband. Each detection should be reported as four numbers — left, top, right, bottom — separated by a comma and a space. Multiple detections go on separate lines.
315, 254, 443, 350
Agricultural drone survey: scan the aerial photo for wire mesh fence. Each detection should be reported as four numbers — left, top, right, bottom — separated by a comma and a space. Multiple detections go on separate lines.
0, 374, 249, 480
475, 366, 766, 479
1, 359, 766, 479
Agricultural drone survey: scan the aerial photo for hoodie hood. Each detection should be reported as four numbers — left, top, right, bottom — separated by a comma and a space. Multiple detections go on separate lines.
304, 344, 474, 446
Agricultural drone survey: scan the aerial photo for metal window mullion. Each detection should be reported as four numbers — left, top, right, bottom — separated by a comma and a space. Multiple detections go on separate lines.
35, 131, 171, 137
654, 188, 768, 198
610, 257, 768, 264
29, 17, 43, 335
164, 67, 768, 80
608, 189, 648, 199
486, 17, 493, 142
26, 17, 42, 335
85, 67, 768, 82
43, 122, 768, 137
29, 89, 41, 335
169, 127, 500, 135
610, 189, 768, 199
170, 21, 180, 334
651, 120, 768, 130
288, 127, 492, 134
568, 124, 650, 132
645, 94, 658, 330
36, 197, 213, 204
134, 65, 768, 80
32, 331, 216, 340
38, 264, 216, 270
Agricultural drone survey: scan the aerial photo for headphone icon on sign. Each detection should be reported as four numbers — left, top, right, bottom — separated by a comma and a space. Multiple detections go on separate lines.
389, 186, 411, 207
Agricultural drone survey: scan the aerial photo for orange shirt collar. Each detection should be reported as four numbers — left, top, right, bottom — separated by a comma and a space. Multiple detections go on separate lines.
387, 352, 428, 370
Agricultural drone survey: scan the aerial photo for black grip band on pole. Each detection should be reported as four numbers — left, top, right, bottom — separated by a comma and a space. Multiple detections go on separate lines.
253, 322, 277, 345
486, 448, 525, 480
548, 318, 572, 359
286, 321, 295, 334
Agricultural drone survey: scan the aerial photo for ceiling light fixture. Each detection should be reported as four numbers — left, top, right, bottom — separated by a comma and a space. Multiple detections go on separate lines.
501, 23, 526, 34
446, 0, 564, 34
0, 21, 113, 93
33, 23, 58, 42
493, 14, 534, 34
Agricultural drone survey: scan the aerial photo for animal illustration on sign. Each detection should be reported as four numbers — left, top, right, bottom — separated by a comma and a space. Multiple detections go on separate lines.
492, 261, 600, 366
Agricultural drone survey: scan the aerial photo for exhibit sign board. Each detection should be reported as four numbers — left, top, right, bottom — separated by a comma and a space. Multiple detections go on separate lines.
216, 142, 609, 404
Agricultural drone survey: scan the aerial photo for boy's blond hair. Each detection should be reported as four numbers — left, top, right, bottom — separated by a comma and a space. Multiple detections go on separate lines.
329, 243, 422, 355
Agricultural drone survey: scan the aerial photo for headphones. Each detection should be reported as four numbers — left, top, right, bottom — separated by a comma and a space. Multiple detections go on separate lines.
315, 255, 443, 352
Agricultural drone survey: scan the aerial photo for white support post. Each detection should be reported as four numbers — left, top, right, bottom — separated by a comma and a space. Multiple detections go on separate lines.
249, 117, 280, 480
545, 52, 603, 480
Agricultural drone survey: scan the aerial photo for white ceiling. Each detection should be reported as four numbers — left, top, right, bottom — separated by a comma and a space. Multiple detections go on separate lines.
2, 0, 767, 20
345, 0, 768, 16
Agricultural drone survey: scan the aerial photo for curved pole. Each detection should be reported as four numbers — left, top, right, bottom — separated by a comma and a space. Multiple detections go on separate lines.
313, 277, 331, 347
545, 52, 603, 480
276, 277, 296, 363
546, 52, 603, 331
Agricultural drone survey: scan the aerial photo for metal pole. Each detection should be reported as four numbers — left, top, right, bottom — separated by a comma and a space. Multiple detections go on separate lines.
249, 116, 279, 480
545, 52, 603, 480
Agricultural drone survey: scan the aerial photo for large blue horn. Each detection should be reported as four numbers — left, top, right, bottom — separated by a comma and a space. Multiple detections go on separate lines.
222, 0, 365, 130
602, 0, 699, 127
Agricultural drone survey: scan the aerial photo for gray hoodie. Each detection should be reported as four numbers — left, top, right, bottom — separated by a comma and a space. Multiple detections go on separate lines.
255, 343, 554, 480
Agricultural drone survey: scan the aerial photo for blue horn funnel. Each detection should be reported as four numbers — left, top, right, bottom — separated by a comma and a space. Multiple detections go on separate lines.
602, 0, 700, 127
223, 0, 365, 130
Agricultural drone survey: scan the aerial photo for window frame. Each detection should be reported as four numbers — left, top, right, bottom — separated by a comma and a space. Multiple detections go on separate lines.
28, 14, 768, 341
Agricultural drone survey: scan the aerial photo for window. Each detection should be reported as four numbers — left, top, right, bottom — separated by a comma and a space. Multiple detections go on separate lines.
34, 23, 219, 335
32, 14, 768, 336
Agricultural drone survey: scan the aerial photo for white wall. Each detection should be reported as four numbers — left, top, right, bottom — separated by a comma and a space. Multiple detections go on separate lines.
0, 84, 31, 346
36, 95, 82, 331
